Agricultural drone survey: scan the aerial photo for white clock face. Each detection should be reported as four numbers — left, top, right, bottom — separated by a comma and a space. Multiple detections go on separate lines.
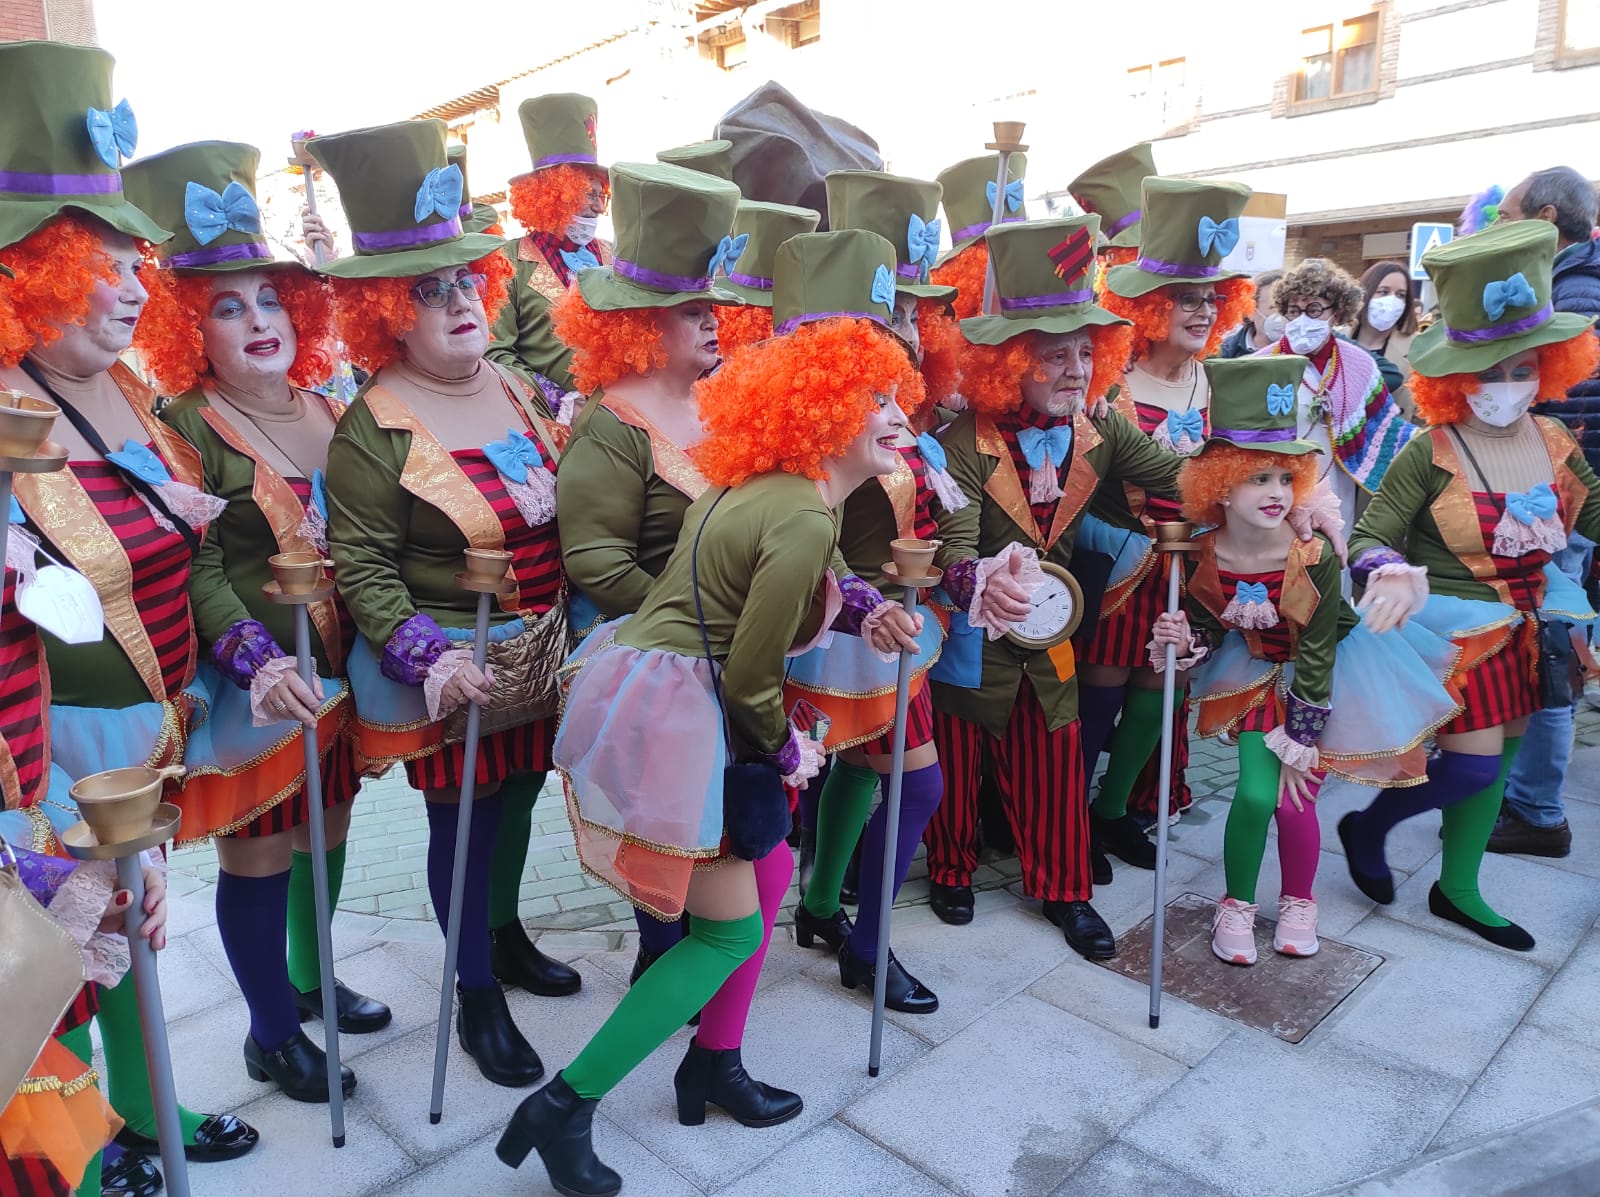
1015, 575, 1075, 642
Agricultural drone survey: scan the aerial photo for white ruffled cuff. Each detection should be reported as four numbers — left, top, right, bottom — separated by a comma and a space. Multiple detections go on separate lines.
1287, 477, 1346, 538
924, 464, 970, 512
248, 655, 302, 726
860, 598, 906, 664
1147, 632, 1209, 673
1367, 561, 1430, 618
969, 543, 1046, 640
1265, 725, 1321, 772
156, 479, 229, 531
424, 647, 477, 721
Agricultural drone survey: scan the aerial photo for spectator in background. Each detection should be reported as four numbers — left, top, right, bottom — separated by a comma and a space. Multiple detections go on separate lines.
1219, 268, 1283, 357
1490, 164, 1600, 856
1353, 261, 1420, 420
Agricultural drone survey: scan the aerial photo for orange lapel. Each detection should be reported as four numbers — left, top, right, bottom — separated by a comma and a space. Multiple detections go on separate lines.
601, 397, 709, 501
1426, 427, 1510, 603
977, 414, 1041, 545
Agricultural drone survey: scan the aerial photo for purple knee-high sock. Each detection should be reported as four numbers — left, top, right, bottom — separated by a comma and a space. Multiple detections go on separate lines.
215, 868, 300, 1051
1345, 750, 1500, 881
1077, 684, 1125, 780
850, 763, 944, 962
426, 793, 504, 990
635, 908, 686, 955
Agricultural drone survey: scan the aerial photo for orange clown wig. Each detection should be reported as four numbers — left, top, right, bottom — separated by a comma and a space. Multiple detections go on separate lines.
547, 288, 694, 395
959, 326, 1129, 415
1099, 277, 1254, 363
509, 164, 611, 237
0, 215, 122, 366
326, 251, 514, 373
709, 303, 774, 357
1410, 335, 1599, 426
917, 299, 962, 409
1179, 444, 1320, 529
929, 243, 987, 321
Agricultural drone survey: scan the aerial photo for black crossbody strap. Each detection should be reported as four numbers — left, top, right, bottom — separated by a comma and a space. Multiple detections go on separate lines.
690, 488, 736, 763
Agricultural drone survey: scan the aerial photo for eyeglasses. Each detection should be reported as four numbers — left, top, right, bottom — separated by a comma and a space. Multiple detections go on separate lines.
1176, 293, 1221, 313
1284, 302, 1331, 319
410, 273, 487, 309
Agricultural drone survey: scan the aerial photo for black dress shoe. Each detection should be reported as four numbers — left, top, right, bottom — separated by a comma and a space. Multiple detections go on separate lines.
837, 942, 939, 1013
793, 902, 852, 952
115, 1113, 258, 1162
101, 1149, 161, 1197
1428, 882, 1535, 952
1090, 847, 1113, 887
497, 1073, 621, 1197
1042, 900, 1116, 960
1091, 810, 1157, 870
1337, 813, 1395, 905
244, 1031, 356, 1103
492, 920, 583, 997
840, 839, 862, 907
796, 825, 817, 899
929, 881, 974, 926
458, 983, 545, 1087
1487, 814, 1573, 858
294, 979, 393, 1034
673, 1041, 803, 1128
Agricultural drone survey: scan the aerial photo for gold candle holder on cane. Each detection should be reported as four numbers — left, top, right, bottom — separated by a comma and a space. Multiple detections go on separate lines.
884, 538, 944, 589
0, 390, 68, 472
985, 121, 1029, 154
61, 765, 185, 856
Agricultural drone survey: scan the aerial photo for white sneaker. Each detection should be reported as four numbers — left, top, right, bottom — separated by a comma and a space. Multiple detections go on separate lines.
1274, 895, 1321, 957
1211, 896, 1259, 965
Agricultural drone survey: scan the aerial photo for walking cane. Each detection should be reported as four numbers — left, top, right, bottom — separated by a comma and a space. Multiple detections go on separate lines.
979, 121, 1028, 318
289, 137, 347, 404
0, 390, 69, 573
1147, 521, 1194, 1029
868, 539, 940, 1076
265, 554, 345, 1145
429, 549, 515, 1123
62, 772, 189, 1196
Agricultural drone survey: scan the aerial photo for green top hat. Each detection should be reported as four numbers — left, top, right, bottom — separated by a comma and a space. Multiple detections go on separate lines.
960, 216, 1129, 346
716, 199, 819, 306
447, 144, 499, 236
936, 153, 1028, 259
825, 170, 957, 303
772, 229, 897, 336
517, 92, 602, 175
1408, 220, 1595, 377
1104, 177, 1251, 299
1068, 142, 1156, 250
122, 141, 283, 274
1201, 355, 1322, 456
305, 119, 506, 280
575, 162, 742, 312
0, 41, 170, 250
657, 140, 733, 181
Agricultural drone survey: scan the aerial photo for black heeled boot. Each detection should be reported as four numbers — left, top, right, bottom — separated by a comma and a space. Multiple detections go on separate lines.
793, 902, 852, 952
497, 1073, 621, 1197
1091, 809, 1157, 870
492, 919, 583, 996
837, 942, 939, 1013
243, 1031, 356, 1103
294, 978, 393, 1033
457, 983, 544, 1087
673, 1041, 803, 1128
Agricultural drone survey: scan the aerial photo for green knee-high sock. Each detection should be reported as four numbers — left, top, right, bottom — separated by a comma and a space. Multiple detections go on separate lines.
97, 970, 206, 1142
1092, 687, 1169, 819
562, 910, 761, 1100
58, 1021, 100, 1195
287, 840, 346, 994
1222, 734, 1280, 904
1439, 735, 1522, 927
490, 771, 545, 929
801, 760, 878, 919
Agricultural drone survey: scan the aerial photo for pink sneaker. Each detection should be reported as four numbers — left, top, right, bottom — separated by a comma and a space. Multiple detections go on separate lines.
1211, 896, 1258, 965
1274, 896, 1320, 957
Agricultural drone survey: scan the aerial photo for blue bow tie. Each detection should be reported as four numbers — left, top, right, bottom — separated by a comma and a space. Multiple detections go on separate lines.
184, 180, 262, 247
1166, 409, 1204, 442
86, 99, 137, 169
560, 246, 599, 274
413, 163, 465, 224
986, 179, 1025, 214
1233, 580, 1270, 606
906, 214, 941, 279
8, 495, 22, 525
1018, 425, 1072, 470
105, 440, 173, 487
1197, 215, 1241, 258
708, 233, 748, 278
1506, 482, 1558, 525
1482, 271, 1537, 321
483, 428, 545, 484
916, 432, 948, 473
310, 469, 328, 520
870, 263, 896, 307
1265, 382, 1296, 417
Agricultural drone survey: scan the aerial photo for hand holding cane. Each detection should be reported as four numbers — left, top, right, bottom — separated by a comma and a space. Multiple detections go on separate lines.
979, 121, 1028, 318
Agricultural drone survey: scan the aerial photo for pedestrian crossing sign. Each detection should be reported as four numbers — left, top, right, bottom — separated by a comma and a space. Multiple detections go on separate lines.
1409, 223, 1453, 280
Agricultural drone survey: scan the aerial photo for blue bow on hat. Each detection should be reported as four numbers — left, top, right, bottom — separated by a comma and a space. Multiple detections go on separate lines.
1482, 271, 1537, 321
1197, 215, 1240, 258
106, 440, 174, 487
708, 233, 748, 278
1506, 481, 1558, 525
916, 432, 949, 472
906, 214, 941, 280
1018, 425, 1072, 469
1233, 580, 1270, 606
86, 99, 137, 169
1265, 382, 1296, 417
560, 246, 599, 274
870, 263, 896, 306
413, 163, 465, 224
8, 495, 22, 525
310, 469, 328, 520
986, 179, 1025, 214
184, 181, 262, 247
483, 428, 545, 485
1166, 409, 1204, 442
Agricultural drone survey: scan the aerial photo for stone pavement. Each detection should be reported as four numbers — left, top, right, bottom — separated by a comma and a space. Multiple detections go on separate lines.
141, 709, 1600, 1196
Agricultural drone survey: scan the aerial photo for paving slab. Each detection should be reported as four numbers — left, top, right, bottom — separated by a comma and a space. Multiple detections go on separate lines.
150, 931, 238, 1024
1051, 1140, 1230, 1197
1028, 957, 1234, 1068
1430, 1024, 1600, 1151
1313, 780, 1445, 876
310, 941, 451, 1064
716, 1120, 953, 1197
1563, 746, 1600, 803
1523, 925, 1600, 1052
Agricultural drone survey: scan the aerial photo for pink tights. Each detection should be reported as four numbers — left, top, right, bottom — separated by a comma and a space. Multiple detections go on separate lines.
693, 841, 794, 1050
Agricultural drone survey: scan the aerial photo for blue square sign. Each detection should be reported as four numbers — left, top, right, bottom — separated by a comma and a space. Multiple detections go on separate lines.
1410, 223, 1453, 280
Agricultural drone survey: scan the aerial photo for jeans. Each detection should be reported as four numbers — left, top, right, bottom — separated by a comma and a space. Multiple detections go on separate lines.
1503, 531, 1595, 828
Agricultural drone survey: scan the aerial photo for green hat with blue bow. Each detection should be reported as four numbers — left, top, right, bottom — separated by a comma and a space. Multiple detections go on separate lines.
715, 199, 820, 306
960, 216, 1128, 345
1202, 355, 1322, 456
1068, 142, 1157, 250
824, 170, 957, 303
1104, 177, 1251, 299
122, 141, 282, 274
771, 228, 898, 337
935, 153, 1028, 260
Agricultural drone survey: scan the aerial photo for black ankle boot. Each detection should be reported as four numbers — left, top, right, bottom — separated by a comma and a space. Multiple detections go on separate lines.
837, 943, 939, 1013
797, 826, 817, 898
498, 1073, 620, 1197
492, 920, 583, 997
793, 902, 852, 952
1091, 809, 1157, 869
457, 983, 544, 1087
673, 1041, 803, 1128
243, 1030, 356, 1103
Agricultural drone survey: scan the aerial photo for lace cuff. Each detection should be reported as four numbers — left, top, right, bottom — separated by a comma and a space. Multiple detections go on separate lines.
1366, 562, 1430, 618
381, 612, 449, 686
155, 478, 229, 531
248, 655, 302, 726
213, 618, 288, 689
423, 647, 478, 721
1351, 546, 1408, 587
943, 557, 978, 608
1265, 725, 1321, 772
1147, 628, 1211, 673
505, 470, 557, 527
970, 543, 1046, 639
44, 858, 131, 986
1287, 478, 1345, 538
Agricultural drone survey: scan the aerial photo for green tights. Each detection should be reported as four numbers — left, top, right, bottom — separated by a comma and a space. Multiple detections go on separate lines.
489, 771, 546, 929
1438, 736, 1522, 927
96, 969, 207, 1144
801, 759, 877, 919
1091, 687, 1167, 819
287, 839, 346, 994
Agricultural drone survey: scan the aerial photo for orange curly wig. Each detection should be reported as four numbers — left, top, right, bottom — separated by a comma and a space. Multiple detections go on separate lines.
327, 251, 514, 372
929, 243, 987, 320
917, 299, 961, 407
547, 289, 675, 394
1100, 277, 1254, 363
508, 165, 610, 237
693, 318, 927, 487
1179, 444, 1319, 528
0, 215, 121, 367
134, 262, 335, 394
708, 302, 773, 357
1410, 335, 1600, 426
960, 325, 1130, 415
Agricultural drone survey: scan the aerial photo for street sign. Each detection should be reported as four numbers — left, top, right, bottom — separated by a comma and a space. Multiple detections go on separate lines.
1409, 222, 1453, 280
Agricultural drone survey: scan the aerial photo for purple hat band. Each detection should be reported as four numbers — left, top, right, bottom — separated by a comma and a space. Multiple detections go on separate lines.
1214, 426, 1298, 444
1135, 255, 1223, 278
534, 153, 598, 169
952, 213, 1026, 244
168, 242, 273, 270
773, 310, 887, 337
727, 270, 772, 290
1000, 291, 1093, 312
896, 262, 925, 280
0, 169, 122, 196
612, 256, 712, 293
1105, 209, 1141, 237
457, 202, 473, 220
1445, 303, 1553, 344
352, 215, 463, 253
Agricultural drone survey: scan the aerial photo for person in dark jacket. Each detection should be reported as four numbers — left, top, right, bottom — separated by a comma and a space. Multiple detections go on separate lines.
1218, 269, 1282, 357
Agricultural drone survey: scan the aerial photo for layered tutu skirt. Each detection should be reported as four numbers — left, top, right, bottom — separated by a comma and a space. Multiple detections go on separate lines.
783, 613, 943, 752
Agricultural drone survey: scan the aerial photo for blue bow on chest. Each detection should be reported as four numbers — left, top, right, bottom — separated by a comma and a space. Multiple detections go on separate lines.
560, 246, 599, 274
309, 469, 328, 519
1018, 425, 1072, 469
1166, 408, 1204, 441
1506, 482, 1557, 525
915, 432, 948, 472
484, 428, 545, 484
106, 440, 173, 487
1233, 580, 1270, 606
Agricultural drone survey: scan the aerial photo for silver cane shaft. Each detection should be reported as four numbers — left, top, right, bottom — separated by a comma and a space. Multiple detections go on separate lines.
979, 153, 1012, 317
1148, 554, 1181, 1029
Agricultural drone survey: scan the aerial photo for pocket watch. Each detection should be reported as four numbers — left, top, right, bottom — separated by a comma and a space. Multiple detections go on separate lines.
1004, 562, 1084, 649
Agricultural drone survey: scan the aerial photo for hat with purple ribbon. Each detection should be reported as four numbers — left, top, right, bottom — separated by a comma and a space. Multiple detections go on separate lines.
825, 169, 957, 303
935, 153, 1029, 260
770, 229, 899, 337
447, 144, 499, 237
1104, 176, 1251, 300
1068, 141, 1157, 250
516, 93, 605, 178
0, 41, 171, 250
718, 199, 820, 306
303, 119, 507, 280
122, 142, 282, 274
1408, 219, 1595, 377
959, 216, 1129, 346
1201, 355, 1322, 456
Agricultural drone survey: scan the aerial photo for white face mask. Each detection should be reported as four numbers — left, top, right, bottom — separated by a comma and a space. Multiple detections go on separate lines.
1366, 294, 1406, 333
565, 215, 599, 245
1261, 312, 1288, 342
16, 564, 105, 645
1467, 380, 1538, 428
1285, 314, 1331, 355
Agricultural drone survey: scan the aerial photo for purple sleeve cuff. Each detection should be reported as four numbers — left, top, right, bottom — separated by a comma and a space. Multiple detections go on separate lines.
1350, 546, 1408, 587
1284, 691, 1332, 746
833, 574, 887, 635
15, 846, 79, 906
767, 727, 803, 775
381, 612, 449, 686
212, 618, 288, 689
943, 557, 978, 608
